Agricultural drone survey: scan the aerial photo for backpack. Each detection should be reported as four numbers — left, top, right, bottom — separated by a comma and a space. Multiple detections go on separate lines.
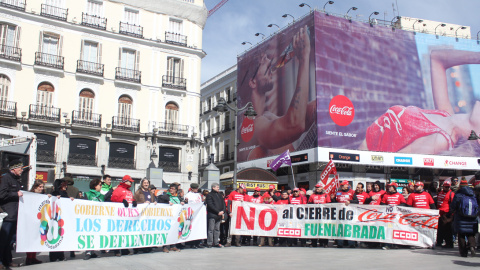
458, 194, 479, 218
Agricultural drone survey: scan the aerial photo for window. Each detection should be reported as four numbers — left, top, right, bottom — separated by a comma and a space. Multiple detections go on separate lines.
117, 95, 132, 123
169, 19, 182, 34
0, 75, 10, 101
81, 41, 101, 63
45, 0, 63, 7
0, 23, 20, 48
39, 32, 62, 56
124, 8, 139, 25
226, 87, 231, 101
36, 82, 54, 108
119, 48, 139, 71
86, 0, 103, 16
165, 102, 178, 129
78, 89, 94, 120
166, 57, 184, 79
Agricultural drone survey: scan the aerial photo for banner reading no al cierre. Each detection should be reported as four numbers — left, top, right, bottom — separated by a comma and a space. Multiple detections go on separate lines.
17, 192, 206, 252
230, 201, 439, 248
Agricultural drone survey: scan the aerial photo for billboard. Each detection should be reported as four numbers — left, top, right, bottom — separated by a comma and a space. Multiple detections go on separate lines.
237, 11, 480, 169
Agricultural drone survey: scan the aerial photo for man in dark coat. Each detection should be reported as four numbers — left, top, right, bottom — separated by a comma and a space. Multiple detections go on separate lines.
0, 160, 24, 268
448, 179, 479, 257
205, 183, 225, 248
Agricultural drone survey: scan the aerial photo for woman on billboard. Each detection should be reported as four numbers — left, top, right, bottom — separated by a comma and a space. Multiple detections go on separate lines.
359, 49, 480, 155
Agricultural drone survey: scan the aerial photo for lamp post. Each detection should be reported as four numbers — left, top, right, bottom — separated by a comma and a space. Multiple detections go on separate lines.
391, 16, 401, 30
282, 13, 295, 23
369, 11, 379, 25
435, 23, 446, 37
213, 97, 257, 189
413, 19, 423, 32
323, 1, 334, 12
299, 3, 312, 11
255, 32, 266, 39
268, 23, 280, 29
455, 26, 467, 41
241, 41, 252, 45
345, 7, 357, 18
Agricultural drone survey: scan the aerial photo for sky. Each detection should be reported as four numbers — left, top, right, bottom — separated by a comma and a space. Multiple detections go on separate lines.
201, 0, 480, 83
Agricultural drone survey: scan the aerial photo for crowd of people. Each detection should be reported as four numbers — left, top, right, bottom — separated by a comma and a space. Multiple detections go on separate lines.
0, 159, 479, 268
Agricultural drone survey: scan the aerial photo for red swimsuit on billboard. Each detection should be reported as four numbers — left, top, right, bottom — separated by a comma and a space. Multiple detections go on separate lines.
366, 106, 454, 152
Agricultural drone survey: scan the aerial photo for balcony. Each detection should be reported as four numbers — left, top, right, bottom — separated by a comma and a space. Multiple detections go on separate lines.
221, 152, 234, 162
108, 156, 135, 170
0, 0, 26, 11
81, 13, 107, 30
158, 161, 180, 172
35, 52, 64, 70
212, 126, 221, 136
77, 60, 104, 77
112, 116, 140, 132
29, 104, 61, 123
162, 75, 186, 90
40, 4, 68, 21
165, 31, 187, 47
0, 100, 16, 118
0, 45, 21, 62
156, 122, 189, 137
222, 122, 231, 132
115, 67, 141, 83
68, 153, 97, 166
203, 106, 211, 114
37, 150, 56, 163
119, 22, 143, 38
204, 129, 211, 139
72, 110, 102, 128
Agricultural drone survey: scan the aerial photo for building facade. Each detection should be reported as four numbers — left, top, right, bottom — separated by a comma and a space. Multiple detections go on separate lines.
0, 0, 207, 191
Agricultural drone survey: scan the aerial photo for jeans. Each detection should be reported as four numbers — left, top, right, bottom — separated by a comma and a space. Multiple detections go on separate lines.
207, 218, 221, 246
0, 221, 16, 266
458, 233, 476, 257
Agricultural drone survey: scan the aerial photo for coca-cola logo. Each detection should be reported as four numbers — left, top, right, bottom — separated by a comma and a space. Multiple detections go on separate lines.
240, 118, 254, 142
329, 95, 355, 126
398, 213, 438, 229
357, 209, 398, 223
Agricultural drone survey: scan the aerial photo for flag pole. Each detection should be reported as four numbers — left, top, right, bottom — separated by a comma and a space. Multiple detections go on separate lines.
290, 164, 296, 188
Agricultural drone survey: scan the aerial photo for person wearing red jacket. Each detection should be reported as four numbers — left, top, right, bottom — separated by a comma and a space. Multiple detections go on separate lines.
275, 191, 290, 204
333, 181, 358, 248
110, 175, 136, 256
290, 188, 307, 205
355, 183, 370, 205
381, 182, 407, 206
308, 183, 330, 247
249, 187, 263, 203
226, 186, 245, 247
258, 195, 274, 247
436, 180, 455, 248
365, 181, 385, 205
406, 182, 436, 209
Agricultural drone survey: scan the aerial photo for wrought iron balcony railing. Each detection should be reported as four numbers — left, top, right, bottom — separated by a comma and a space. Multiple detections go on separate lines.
115, 67, 141, 83
29, 104, 60, 122
112, 116, 140, 132
162, 75, 186, 90
222, 122, 231, 132
0, 0, 26, 11
77, 60, 104, 77
41, 4, 68, 21
165, 31, 187, 47
119, 22, 143, 38
158, 161, 180, 172
0, 45, 21, 62
0, 100, 16, 117
72, 110, 102, 128
81, 12, 107, 30
156, 122, 189, 137
37, 150, 56, 163
68, 153, 97, 166
35, 52, 64, 69
108, 156, 135, 169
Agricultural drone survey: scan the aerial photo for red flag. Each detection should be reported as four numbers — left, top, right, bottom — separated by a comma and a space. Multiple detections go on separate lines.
318, 160, 338, 196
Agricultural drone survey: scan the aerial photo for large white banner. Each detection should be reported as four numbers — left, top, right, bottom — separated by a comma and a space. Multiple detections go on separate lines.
230, 201, 438, 248
17, 192, 206, 252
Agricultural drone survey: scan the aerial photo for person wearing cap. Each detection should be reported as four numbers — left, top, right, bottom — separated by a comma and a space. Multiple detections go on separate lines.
436, 180, 455, 249
249, 187, 263, 203
63, 174, 81, 199
226, 186, 246, 247
406, 181, 435, 209
0, 159, 24, 268
308, 183, 330, 247
447, 179, 478, 257
333, 181, 358, 248
381, 182, 407, 206
290, 188, 307, 205
185, 183, 205, 249
263, 184, 280, 202
365, 181, 385, 205
355, 183, 370, 205
110, 175, 136, 256
258, 194, 274, 247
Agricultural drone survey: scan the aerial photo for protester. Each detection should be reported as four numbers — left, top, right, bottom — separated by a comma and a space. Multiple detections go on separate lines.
258, 195, 274, 247
451, 177, 460, 193
249, 187, 263, 203
354, 183, 370, 205
365, 181, 385, 205
158, 184, 184, 252
402, 187, 410, 200
333, 181, 358, 248
436, 180, 455, 248
49, 179, 74, 262
83, 179, 104, 260
25, 180, 47, 265
134, 178, 155, 204
406, 182, 436, 209
290, 187, 307, 246
185, 183, 205, 249
110, 175, 136, 256
274, 191, 291, 246
428, 181, 439, 203
264, 185, 280, 201
226, 186, 245, 247
100, 174, 113, 195
206, 183, 225, 248
381, 182, 407, 206
308, 183, 330, 247
220, 187, 233, 246
447, 179, 479, 257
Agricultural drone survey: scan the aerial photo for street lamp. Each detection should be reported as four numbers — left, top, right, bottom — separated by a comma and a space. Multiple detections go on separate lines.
323, 1, 334, 13
268, 23, 280, 29
299, 3, 312, 11
455, 26, 467, 41
241, 41, 252, 45
213, 97, 257, 189
391, 16, 401, 30
468, 130, 480, 140
413, 19, 424, 33
369, 11, 379, 26
282, 13, 295, 23
345, 7, 357, 19
435, 23, 446, 38
255, 32, 266, 39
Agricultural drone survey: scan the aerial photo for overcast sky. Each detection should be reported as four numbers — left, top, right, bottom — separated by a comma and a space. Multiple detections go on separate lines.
201, 0, 480, 83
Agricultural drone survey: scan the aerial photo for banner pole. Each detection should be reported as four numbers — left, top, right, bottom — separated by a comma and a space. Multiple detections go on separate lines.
290, 164, 296, 187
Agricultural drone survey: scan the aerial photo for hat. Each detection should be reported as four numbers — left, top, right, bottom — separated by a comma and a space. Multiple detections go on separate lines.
443, 180, 451, 186
269, 184, 275, 190
149, 184, 157, 190
254, 187, 261, 191
414, 181, 424, 187
122, 175, 134, 183
293, 187, 300, 191
387, 182, 398, 188
460, 179, 468, 187
408, 182, 414, 187
315, 182, 325, 188
340, 180, 349, 186
9, 159, 23, 170
263, 193, 271, 199
190, 183, 199, 189
239, 183, 246, 190
300, 188, 306, 193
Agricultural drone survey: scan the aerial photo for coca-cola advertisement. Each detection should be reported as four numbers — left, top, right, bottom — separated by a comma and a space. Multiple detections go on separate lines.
236, 13, 317, 163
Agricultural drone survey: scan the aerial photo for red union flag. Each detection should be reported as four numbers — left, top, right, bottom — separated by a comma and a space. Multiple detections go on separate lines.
319, 160, 338, 196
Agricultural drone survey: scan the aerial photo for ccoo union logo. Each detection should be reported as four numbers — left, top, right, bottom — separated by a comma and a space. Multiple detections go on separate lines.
37, 199, 65, 249
329, 95, 355, 126
178, 207, 194, 240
